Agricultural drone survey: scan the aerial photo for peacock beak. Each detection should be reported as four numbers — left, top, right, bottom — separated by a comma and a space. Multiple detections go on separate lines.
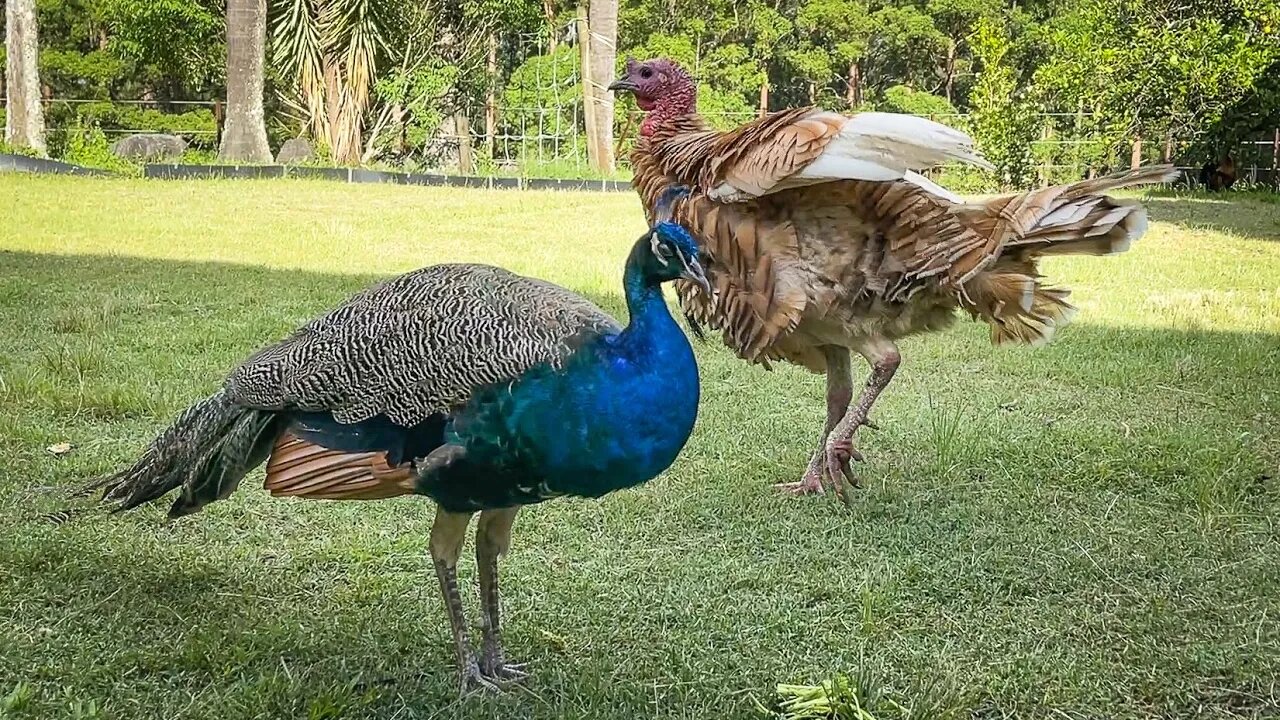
681, 256, 711, 296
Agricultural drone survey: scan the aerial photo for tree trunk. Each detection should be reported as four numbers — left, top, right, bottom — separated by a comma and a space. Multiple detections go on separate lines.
943, 41, 956, 103
453, 112, 473, 175
4, 0, 48, 156
758, 76, 769, 117
218, 0, 272, 163
845, 61, 861, 108
544, 0, 559, 51
485, 33, 498, 160
1273, 128, 1279, 190
1161, 132, 1174, 163
1130, 137, 1142, 170
586, 0, 616, 173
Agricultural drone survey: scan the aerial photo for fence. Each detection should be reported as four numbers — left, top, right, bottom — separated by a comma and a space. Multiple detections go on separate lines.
5, 35, 1278, 188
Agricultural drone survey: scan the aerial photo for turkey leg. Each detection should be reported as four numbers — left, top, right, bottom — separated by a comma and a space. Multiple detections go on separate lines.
429, 508, 498, 696
475, 507, 527, 683
824, 338, 901, 496
775, 346, 852, 495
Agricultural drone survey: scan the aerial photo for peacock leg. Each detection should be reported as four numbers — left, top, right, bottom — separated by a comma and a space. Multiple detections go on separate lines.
429, 507, 496, 696
475, 507, 528, 683
776, 346, 853, 496
824, 338, 901, 497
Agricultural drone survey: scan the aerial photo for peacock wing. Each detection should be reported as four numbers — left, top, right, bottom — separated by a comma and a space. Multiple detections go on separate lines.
225, 264, 621, 426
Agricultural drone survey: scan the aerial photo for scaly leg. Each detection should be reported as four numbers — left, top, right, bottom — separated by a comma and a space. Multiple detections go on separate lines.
429, 507, 496, 696
776, 346, 853, 496
475, 507, 527, 683
824, 338, 901, 497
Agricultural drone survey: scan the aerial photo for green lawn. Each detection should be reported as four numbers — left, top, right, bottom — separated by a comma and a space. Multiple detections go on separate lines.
1, 176, 1278, 720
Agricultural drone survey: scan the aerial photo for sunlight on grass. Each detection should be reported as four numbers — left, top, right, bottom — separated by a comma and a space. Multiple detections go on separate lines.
1, 175, 1278, 720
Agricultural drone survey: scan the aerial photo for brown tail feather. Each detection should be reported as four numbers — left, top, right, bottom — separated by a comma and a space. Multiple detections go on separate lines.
958, 165, 1173, 346
263, 434, 417, 501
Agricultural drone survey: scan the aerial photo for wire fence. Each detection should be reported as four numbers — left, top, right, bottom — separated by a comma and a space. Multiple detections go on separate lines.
5, 30, 1278, 187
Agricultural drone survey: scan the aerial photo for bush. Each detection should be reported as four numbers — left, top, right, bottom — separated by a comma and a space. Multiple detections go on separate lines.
61, 121, 140, 174
879, 85, 957, 118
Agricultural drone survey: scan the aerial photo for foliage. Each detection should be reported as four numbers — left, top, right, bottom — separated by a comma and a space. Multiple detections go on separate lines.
969, 17, 1038, 189
878, 85, 957, 117
57, 120, 140, 174
99, 0, 223, 93
19, 0, 1280, 182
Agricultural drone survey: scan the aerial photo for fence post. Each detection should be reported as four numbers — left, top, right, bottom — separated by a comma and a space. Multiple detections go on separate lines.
1273, 128, 1279, 189
484, 33, 497, 161
577, 6, 599, 171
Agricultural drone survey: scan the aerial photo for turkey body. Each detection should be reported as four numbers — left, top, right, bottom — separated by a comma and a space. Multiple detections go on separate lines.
611, 57, 1176, 497
87, 224, 707, 693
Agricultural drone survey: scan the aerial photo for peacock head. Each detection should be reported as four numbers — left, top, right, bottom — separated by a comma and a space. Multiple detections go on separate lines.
608, 57, 696, 113
639, 221, 710, 294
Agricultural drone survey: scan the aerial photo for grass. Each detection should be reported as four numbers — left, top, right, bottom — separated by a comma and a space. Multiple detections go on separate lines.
0, 176, 1278, 720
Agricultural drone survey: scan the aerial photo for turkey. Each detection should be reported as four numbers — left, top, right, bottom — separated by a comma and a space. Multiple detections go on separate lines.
610, 57, 1177, 497
82, 207, 707, 694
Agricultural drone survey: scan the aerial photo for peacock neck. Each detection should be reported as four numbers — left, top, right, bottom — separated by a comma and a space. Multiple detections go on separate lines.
616, 242, 677, 351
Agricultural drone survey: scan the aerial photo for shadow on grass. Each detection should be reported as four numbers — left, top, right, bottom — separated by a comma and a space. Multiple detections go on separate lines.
1145, 193, 1280, 241
2, 250, 1280, 720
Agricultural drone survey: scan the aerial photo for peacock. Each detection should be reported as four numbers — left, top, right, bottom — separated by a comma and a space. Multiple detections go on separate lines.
82, 202, 708, 694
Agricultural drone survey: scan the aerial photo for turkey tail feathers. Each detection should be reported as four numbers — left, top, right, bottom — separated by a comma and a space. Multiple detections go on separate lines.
962, 165, 1175, 347
81, 391, 280, 518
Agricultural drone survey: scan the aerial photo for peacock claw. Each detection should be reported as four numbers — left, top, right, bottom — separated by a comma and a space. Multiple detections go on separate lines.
458, 660, 503, 696
480, 645, 528, 684
482, 661, 529, 684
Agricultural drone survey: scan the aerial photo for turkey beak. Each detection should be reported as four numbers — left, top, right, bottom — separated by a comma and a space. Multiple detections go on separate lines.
608, 76, 638, 94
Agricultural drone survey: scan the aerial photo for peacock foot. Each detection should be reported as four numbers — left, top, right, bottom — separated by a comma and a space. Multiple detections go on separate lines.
480, 646, 529, 684
458, 659, 504, 696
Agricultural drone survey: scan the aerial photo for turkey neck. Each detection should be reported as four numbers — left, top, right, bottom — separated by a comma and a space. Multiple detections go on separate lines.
640, 85, 704, 140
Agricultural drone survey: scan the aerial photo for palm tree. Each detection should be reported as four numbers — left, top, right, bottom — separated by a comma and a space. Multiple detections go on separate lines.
4, 0, 48, 156
272, 0, 391, 164
219, 0, 274, 162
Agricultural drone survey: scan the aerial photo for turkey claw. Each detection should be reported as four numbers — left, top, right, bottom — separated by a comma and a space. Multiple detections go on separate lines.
824, 440, 862, 502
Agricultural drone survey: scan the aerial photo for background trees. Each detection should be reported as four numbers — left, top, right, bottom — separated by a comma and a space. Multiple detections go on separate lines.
2, 0, 1277, 187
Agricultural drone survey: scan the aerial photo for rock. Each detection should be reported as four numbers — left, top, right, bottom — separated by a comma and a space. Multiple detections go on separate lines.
275, 138, 315, 165
111, 133, 187, 162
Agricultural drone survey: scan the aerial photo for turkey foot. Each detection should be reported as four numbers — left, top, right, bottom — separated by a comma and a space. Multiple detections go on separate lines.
824, 431, 866, 501
774, 448, 830, 495
774, 346, 856, 497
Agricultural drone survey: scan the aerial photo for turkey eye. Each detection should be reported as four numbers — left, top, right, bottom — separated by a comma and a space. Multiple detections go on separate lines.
639, 67, 653, 79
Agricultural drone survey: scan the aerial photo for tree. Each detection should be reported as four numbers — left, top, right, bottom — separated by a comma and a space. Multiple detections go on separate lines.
4, 0, 48, 155
970, 17, 1038, 188
586, 0, 618, 171
218, 0, 272, 162
271, 0, 395, 164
